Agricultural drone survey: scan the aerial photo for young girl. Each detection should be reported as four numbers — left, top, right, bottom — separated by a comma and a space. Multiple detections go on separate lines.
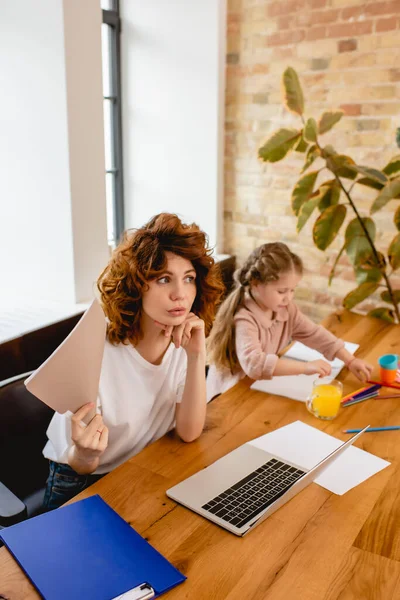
42, 213, 224, 510
206, 242, 372, 401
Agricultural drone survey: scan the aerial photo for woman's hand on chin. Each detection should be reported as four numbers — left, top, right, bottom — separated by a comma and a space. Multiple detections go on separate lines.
154, 313, 206, 357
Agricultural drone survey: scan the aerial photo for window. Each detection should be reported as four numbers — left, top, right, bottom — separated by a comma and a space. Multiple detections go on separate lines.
101, 0, 124, 248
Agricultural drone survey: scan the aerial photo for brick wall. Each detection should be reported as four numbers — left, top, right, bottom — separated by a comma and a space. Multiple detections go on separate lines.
224, 0, 400, 322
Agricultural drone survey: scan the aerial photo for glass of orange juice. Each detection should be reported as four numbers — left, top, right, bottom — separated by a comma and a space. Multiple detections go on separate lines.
306, 378, 343, 420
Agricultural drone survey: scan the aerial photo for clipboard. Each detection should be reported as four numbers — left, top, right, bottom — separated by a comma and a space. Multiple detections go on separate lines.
24, 298, 106, 418
0, 495, 186, 600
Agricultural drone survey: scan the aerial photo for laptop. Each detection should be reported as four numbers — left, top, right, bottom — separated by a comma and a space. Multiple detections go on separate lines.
24, 298, 106, 421
167, 425, 369, 536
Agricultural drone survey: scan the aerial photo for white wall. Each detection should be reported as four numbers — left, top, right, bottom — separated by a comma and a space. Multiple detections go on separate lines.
0, 1, 74, 304
0, 0, 109, 306
63, 0, 110, 302
120, 0, 226, 252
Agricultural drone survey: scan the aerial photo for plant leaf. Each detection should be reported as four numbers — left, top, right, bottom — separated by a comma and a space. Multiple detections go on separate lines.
304, 118, 317, 143
361, 251, 386, 270
350, 166, 388, 183
294, 134, 308, 153
336, 166, 358, 180
345, 217, 376, 266
258, 128, 301, 163
355, 266, 383, 285
301, 144, 320, 174
381, 290, 400, 304
335, 165, 387, 188
282, 67, 304, 116
395, 205, 400, 231
356, 177, 385, 191
315, 179, 341, 211
388, 232, 400, 270
367, 307, 395, 323
297, 197, 321, 232
364, 168, 388, 183
313, 204, 347, 250
343, 282, 379, 310
318, 111, 343, 135
326, 154, 357, 180
327, 154, 355, 170
382, 155, 400, 177
291, 171, 319, 216
370, 179, 400, 214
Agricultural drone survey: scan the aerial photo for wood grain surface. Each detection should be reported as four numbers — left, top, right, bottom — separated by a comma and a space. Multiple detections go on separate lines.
1, 310, 399, 600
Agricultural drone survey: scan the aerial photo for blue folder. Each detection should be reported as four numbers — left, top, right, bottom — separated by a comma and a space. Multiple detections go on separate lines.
0, 495, 186, 600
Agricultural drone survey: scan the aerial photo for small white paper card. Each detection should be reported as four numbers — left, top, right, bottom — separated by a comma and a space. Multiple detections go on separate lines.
249, 420, 390, 495
251, 341, 359, 402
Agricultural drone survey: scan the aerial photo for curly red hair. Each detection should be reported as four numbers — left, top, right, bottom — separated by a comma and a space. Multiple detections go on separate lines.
97, 213, 224, 344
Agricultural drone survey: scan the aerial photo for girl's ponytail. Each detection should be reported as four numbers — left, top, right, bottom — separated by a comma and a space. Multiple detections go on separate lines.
207, 272, 246, 373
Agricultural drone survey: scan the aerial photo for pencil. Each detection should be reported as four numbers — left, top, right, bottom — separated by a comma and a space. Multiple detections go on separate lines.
341, 385, 377, 403
342, 390, 379, 401
342, 392, 400, 407
368, 380, 400, 390
342, 392, 379, 406
341, 384, 381, 404
343, 426, 400, 433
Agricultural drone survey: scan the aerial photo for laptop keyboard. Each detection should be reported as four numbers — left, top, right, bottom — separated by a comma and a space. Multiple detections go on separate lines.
201, 458, 305, 529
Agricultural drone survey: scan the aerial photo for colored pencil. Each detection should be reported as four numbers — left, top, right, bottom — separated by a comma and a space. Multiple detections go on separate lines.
343, 426, 400, 433
342, 390, 379, 402
341, 384, 381, 404
341, 384, 379, 404
342, 392, 400, 407
351, 385, 381, 400
368, 379, 400, 390
342, 392, 379, 407
342, 386, 380, 399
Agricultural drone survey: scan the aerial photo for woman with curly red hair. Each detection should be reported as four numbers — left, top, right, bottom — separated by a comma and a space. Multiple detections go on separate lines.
42, 213, 224, 510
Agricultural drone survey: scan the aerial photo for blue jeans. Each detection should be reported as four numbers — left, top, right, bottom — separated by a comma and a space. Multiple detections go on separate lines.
43, 461, 106, 511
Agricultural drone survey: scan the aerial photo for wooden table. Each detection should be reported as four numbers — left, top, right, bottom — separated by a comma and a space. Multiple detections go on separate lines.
2, 310, 400, 599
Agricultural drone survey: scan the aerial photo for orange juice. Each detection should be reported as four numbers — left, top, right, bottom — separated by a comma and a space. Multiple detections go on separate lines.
311, 383, 342, 418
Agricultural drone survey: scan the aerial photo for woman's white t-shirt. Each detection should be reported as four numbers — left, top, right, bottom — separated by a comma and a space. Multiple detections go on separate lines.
43, 340, 187, 474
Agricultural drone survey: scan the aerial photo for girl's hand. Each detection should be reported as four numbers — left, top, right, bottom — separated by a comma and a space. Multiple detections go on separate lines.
155, 313, 206, 357
347, 357, 373, 382
304, 359, 332, 378
70, 403, 109, 464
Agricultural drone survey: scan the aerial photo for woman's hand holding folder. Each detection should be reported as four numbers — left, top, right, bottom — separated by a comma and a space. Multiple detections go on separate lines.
67, 403, 109, 474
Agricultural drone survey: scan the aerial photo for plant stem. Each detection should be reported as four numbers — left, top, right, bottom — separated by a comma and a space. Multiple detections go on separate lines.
328, 243, 346, 286
333, 173, 400, 323
348, 181, 357, 193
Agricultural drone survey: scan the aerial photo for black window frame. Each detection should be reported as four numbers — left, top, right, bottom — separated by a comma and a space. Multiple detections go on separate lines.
102, 1, 124, 246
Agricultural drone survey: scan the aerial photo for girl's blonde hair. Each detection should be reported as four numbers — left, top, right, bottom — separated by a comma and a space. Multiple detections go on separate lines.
207, 242, 303, 373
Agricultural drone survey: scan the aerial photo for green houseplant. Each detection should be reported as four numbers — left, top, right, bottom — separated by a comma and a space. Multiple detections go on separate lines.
258, 67, 400, 324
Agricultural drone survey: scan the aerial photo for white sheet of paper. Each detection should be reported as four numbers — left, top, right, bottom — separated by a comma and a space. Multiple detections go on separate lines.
250, 341, 359, 402
284, 341, 359, 366
249, 420, 390, 495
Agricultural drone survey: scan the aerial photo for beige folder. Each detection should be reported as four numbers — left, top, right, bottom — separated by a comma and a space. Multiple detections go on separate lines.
25, 298, 106, 417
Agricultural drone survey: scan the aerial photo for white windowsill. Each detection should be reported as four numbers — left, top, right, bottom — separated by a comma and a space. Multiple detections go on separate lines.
0, 302, 89, 345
